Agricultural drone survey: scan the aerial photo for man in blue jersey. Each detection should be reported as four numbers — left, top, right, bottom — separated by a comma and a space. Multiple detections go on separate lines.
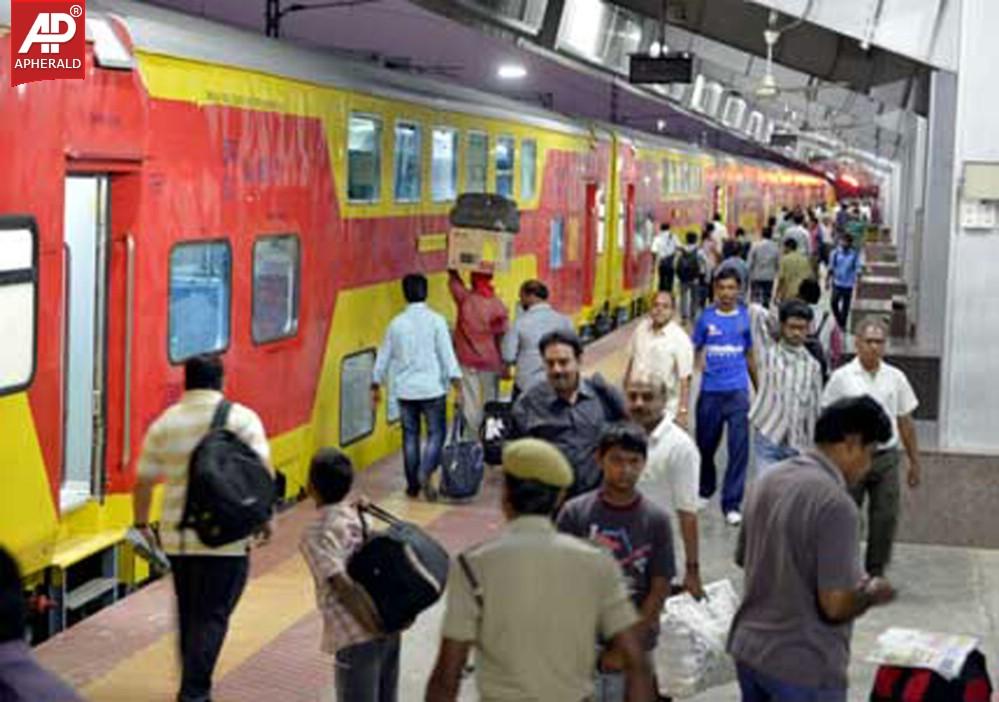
692, 268, 758, 526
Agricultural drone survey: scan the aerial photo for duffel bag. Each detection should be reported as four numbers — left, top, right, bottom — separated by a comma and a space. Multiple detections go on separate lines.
870, 650, 992, 702
480, 399, 513, 466
439, 414, 485, 500
346, 503, 450, 633
449, 193, 520, 233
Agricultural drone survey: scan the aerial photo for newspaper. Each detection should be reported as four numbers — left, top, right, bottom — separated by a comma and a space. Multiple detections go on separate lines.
866, 627, 980, 681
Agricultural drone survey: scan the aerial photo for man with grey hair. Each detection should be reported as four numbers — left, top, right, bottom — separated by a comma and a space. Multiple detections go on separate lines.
821, 317, 921, 593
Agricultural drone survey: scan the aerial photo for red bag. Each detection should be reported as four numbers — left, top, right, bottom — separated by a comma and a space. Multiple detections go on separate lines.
870, 650, 992, 702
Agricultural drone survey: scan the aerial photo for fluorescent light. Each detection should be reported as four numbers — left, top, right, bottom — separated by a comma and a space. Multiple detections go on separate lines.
498, 64, 527, 80
649, 41, 661, 57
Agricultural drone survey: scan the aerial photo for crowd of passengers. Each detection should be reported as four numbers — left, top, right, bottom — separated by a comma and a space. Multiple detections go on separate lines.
0, 200, 924, 702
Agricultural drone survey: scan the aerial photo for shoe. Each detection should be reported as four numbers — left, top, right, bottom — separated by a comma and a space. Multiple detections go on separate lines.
725, 511, 742, 526
423, 484, 439, 502
696, 496, 710, 511
405, 487, 420, 499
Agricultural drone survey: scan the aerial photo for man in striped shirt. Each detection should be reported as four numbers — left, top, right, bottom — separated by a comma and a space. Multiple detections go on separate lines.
748, 300, 824, 477
132, 355, 272, 702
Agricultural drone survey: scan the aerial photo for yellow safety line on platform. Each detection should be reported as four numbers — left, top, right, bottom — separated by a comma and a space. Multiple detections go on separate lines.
81, 494, 451, 701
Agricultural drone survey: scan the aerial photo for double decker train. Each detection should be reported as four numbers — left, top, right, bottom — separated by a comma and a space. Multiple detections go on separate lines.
0, 0, 831, 635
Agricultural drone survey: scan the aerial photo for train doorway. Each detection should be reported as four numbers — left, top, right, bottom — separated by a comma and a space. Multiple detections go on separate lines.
61, 176, 110, 511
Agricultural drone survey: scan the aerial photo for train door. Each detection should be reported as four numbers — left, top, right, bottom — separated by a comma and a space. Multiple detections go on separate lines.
61, 176, 110, 510
582, 183, 599, 305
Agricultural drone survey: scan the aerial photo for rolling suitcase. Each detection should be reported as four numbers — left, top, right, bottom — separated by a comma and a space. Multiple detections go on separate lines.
439, 415, 485, 500
346, 503, 450, 633
449, 193, 520, 233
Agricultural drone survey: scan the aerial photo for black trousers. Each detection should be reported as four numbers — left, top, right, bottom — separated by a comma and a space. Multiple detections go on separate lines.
657, 255, 675, 293
831, 285, 854, 330
170, 554, 250, 702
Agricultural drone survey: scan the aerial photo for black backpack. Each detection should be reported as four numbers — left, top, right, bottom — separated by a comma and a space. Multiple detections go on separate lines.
347, 503, 450, 633
179, 400, 275, 548
676, 248, 701, 283
804, 312, 831, 382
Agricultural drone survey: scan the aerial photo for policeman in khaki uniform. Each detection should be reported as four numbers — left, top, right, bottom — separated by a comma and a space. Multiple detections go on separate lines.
425, 439, 654, 702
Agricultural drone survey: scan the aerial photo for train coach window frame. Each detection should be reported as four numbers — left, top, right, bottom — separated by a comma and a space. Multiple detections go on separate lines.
394, 120, 423, 203
168, 239, 232, 364
347, 113, 383, 204
0, 216, 39, 397
431, 126, 459, 203
495, 135, 515, 198
520, 138, 537, 202
340, 348, 376, 446
251, 234, 301, 345
466, 131, 489, 193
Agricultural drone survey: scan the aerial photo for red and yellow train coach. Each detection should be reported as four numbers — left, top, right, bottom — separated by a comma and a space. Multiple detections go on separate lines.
0, 0, 830, 636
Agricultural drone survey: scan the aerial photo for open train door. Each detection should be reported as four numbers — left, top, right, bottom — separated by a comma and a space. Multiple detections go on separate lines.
582, 183, 598, 305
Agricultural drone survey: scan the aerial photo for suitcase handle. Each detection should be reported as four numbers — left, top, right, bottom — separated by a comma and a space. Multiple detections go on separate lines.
356, 502, 401, 541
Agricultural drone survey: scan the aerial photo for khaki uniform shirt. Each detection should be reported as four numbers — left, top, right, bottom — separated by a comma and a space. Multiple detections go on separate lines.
442, 516, 638, 702
777, 251, 813, 300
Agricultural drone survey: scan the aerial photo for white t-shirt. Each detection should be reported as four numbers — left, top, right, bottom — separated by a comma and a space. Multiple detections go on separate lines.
651, 231, 677, 259
627, 319, 694, 416
639, 414, 701, 515
821, 358, 919, 450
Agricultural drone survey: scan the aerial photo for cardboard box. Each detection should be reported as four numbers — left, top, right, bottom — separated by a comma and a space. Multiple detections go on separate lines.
446, 228, 514, 273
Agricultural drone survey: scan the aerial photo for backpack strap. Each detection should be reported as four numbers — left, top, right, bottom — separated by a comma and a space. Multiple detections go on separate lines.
457, 553, 484, 610
211, 399, 232, 430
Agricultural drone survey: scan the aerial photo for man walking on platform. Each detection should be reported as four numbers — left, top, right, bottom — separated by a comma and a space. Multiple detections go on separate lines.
372, 273, 462, 500
651, 222, 678, 293
426, 439, 653, 702
692, 268, 758, 526
624, 291, 693, 427
132, 355, 273, 702
775, 238, 811, 304
510, 330, 628, 497
729, 397, 896, 702
822, 318, 921, 591
747, 226, 779, 307
827, 233, 863, 330
448, 269, 509, 437
501, 279, 573, 398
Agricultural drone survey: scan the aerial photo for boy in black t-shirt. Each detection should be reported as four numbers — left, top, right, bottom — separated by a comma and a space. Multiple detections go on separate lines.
558, 422, 676, 701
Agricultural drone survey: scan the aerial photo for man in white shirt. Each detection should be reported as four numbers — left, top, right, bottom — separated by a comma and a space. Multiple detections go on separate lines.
822, 317, 921, 590
624, 291, 694, 429
626, 374, 704, 600
651, 223, 678, 294
785, 212, 812, 257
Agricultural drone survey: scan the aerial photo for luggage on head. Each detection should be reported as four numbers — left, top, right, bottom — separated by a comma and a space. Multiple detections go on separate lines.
449, 193, 520, 233
439, 413, 485, 500
346, 503, 450, 633
180, 400, 275, 547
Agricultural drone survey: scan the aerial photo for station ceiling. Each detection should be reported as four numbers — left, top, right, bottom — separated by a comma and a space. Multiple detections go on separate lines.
141, 0, 948, 165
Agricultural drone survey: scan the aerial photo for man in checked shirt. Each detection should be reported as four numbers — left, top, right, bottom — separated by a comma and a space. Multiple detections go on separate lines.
300, 449, 396, 702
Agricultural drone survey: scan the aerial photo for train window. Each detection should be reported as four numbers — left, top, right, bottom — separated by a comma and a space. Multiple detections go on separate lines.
394, 121, 423, 202
467, 131, 489, 193
341, 349, 376, 445
520, 139, 537, 201
348, 114, 382, 202
168, 240, 231, 363
431, 127, 459, 202
496, 136, 515, 198
549, 216, 565, 270
0, 217, 37, 395
252, 235, 300, 344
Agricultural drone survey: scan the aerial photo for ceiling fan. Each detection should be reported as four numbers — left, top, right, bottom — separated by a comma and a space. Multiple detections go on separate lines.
754, 11, 850, 101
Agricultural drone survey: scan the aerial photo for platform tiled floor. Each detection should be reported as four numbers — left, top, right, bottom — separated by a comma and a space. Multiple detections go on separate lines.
36, 321, 999, 701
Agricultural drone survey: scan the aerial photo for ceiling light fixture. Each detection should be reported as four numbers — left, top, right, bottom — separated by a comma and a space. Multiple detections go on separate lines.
497, 64, 527, 80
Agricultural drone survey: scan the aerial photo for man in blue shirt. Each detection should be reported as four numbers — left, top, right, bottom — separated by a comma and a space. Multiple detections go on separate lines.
372, 273, 462, 500
827, 233, 863, 330
692, 268, 758, 526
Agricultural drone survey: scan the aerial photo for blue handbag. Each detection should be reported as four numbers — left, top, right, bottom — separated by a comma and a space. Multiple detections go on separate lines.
439, 413, 484, 500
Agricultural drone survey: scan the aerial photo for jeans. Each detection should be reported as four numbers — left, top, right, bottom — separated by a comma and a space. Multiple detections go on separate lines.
753, 429, 799, 479
737, 663, 846, 702
399, 396, 447, 494
334, 634, 401, 702
658, 255, 676, 293
460, 367, 498, 439
751, 280, 774, 308
679, 281, 698, 321
830, 285, 853, 331
696, 389, 750, 514
170, 555, 250, 702
849, 448, 901, 576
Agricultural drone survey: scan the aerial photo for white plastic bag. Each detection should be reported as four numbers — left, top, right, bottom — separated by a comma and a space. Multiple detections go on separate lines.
654, 579, 739, 698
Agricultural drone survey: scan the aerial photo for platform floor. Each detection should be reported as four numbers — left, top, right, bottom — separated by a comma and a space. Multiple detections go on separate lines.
36, 322, 999, 701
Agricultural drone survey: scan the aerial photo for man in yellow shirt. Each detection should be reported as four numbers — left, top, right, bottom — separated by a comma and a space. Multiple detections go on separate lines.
775, 238, 813, 304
